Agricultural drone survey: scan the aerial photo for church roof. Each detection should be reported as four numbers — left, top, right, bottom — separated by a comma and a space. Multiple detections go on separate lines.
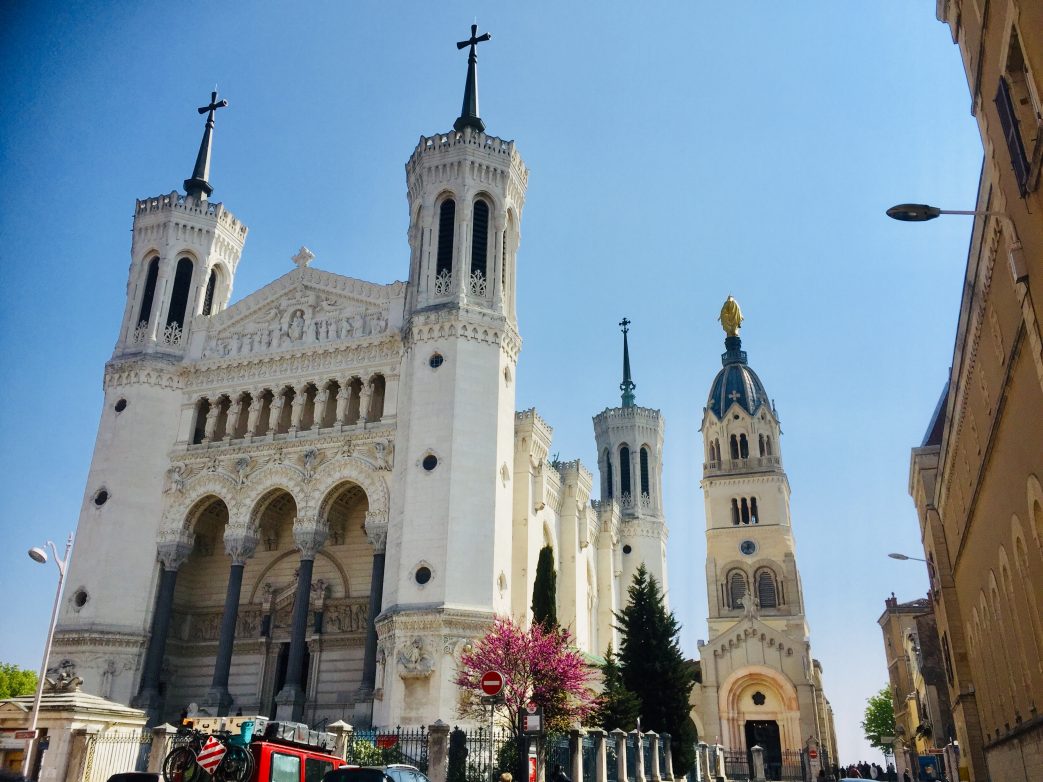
706, 335, 770, 419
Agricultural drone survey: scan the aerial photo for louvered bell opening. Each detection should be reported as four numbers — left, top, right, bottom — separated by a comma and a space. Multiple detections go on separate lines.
471, 199, 489, 277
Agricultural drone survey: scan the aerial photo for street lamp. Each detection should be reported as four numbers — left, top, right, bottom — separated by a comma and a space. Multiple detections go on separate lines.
886, 203, 1027, 283
22, 533, 73, 779
887, 552, 925, 562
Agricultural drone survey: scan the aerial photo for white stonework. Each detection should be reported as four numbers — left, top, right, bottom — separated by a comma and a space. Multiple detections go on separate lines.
54, 117, 669, 729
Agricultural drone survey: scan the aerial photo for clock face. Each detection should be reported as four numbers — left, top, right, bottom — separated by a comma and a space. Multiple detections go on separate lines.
740, 540, 757, 556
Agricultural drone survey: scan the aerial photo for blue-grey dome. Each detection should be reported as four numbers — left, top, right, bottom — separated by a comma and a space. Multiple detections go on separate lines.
707, 336, 770, 419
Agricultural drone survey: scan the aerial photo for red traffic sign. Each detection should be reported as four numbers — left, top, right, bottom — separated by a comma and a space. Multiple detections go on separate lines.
809, 749, 818, 759
480, 670, 504, 696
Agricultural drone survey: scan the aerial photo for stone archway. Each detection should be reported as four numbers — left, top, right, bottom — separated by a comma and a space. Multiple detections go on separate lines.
719, 665, 801, 754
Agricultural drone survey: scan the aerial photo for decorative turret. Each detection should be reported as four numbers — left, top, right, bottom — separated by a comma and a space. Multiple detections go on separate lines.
113, 94, 247, 358
593, 319, 668, 594
403, 25, 527, 323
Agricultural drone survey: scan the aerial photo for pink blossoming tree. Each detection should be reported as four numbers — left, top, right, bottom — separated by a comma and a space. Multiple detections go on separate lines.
454, 616, 598, 734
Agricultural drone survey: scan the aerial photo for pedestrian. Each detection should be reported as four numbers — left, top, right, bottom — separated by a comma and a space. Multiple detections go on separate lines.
903, 769, 911, 782
552, 764, 571, 782
500, 774, 513, 782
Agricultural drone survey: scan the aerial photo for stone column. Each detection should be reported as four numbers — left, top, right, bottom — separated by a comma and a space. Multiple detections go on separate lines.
611, 729, 628, 782
203, 400, 221, 442
133, 533, 193, 722
245, 389, 264, 439
289, 384, 308, 432
590, 729, 607, 782
65, 727, 99, 782
381, 373, 400, 420
206, 527, 258, 715
694, 742, 709, 782
570, 729, 585, 782
661, 733, 673, 781
712, 744, 725, 782
750, 745, 765, 782
313, 385, 330, 430
427, 720, 450, 782
334, 381, 351, 427
647, 732, 661, 782
148, 724, 179, 773
275, 517, 327, 721
631, 730, 644, 782
226, 396, 243, 440
329, 720, 353, 761
358, 381, 373, 425
361, 513, 388, 691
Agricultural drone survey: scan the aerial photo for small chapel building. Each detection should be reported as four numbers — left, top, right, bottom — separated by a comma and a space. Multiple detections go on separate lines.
688, 299, 838, 770
50, 29, 669, 730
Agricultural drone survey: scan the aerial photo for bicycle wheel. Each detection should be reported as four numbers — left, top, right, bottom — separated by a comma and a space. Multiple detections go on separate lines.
214, 743, 254, 782
163, 745, 208, 782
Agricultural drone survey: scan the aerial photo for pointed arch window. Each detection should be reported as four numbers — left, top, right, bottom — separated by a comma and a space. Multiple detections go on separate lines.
470, 199, 490, 279
750, 497, 759, 524
619, 446, 632, 498
757, 569, 778, 608
166, 257, 194, 329
741, 498, 750, 525
639, 447, 650, 497
758, 434, 765, 457
202, 268, 218, 316
436, 199, 456, 277
729, 570, 747, 609
739, 433, 749, 458
731, 498, 740, 526
138, 257, 160, 326
605, 449, 614, 499
765, 436, 773, 456
730, 435, 739, 460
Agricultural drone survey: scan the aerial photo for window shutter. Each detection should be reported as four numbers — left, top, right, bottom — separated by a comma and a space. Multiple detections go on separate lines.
757, 570, 778, 608
729, 571, 747, 609
995, 77, 1031, 196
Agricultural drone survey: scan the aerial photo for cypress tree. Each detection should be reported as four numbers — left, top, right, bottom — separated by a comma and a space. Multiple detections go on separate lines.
615, 564, 698, 775
531, 545, 558, 628
594, 644, 641, 731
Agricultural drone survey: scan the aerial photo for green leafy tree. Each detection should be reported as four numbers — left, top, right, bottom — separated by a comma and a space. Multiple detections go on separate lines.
862, 687, 896, 755
615, 565, 698, 775
594, 645, 641, 731
531, 545, 558, 629
0, 663, 38, 699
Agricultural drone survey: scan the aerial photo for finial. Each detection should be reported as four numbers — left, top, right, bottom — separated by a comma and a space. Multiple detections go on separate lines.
718, 295, 743, 337
184, 90, 229, 200
619, 318, 636, 408
454, 23, 491, 133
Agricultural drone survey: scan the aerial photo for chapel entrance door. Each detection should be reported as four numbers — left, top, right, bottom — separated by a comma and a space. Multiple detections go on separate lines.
745, 720, 781, 780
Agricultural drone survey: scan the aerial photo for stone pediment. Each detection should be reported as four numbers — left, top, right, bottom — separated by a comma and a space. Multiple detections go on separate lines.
704, 617, 800, 659
195, 267, 405, 362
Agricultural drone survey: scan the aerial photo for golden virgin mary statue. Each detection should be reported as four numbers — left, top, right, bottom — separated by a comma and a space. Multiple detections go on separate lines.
718, 295, 744, 336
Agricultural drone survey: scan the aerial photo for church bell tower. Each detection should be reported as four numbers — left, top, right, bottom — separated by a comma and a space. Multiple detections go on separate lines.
376, 25, 529, 726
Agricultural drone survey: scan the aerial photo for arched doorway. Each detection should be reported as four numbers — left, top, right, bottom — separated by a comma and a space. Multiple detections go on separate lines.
720, 665, 801, 778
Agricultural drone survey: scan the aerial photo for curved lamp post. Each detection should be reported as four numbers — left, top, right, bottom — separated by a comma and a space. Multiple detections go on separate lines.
886, 203, 1027, 283
22, 534, 73, 778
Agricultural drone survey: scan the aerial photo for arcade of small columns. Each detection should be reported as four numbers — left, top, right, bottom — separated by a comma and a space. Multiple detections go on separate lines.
134, 463, 389, 723
191, 372, 394, 445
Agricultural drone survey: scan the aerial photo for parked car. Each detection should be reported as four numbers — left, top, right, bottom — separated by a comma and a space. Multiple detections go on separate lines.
105, 775, 161, 782
323, 764, 430, 782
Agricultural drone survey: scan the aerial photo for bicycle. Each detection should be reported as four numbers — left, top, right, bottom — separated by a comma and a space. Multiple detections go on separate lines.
162, 725, 255, 782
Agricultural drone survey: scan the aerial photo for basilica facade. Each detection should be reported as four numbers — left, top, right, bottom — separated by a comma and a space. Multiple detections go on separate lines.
51, 35, 669, 729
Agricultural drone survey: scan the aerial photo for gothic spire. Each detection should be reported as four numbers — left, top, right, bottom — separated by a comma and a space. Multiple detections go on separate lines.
453, 24, 491, 133
184, 90, 228, 200
619, 318, 636, 408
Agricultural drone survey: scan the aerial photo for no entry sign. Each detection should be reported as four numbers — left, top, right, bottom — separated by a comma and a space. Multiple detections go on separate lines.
480, 670, 504, 696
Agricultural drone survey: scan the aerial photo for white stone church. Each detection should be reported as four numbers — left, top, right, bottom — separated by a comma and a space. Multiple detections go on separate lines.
52, 31, 669, 730
52, 30, 834, 761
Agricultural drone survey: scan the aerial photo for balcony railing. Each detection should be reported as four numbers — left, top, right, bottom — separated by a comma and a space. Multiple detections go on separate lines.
704, 455, 781, 475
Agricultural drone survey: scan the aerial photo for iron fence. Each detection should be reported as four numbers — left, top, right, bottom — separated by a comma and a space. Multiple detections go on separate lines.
723, 748, 750, 781
82, 729, 152, 782
544, 733, 570, 780
776, 749, 804, 781
347, 726, 429, 771
625, 733, 637, 781
581, 733, 597, 782
605, 739, 619, 782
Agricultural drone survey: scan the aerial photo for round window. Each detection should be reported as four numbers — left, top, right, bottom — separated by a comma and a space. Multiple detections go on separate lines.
429, 353, 444, 369
422, 454, 438, 471
415, 566, 432, 585
740, 540, 757, 556
73, 589, 89, 608
622, 544, 632, 555
114, 398, 128, 413
94, 489, 109, 507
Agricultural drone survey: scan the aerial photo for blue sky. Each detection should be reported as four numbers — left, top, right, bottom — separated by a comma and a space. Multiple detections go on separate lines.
0, 0, 982, 765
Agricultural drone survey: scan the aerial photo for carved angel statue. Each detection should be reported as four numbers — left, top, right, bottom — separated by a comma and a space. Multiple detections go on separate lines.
165, 463, 187, 493
718, 295, 744, 337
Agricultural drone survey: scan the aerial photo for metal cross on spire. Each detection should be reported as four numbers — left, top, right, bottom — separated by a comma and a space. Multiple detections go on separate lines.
454, 23, 491, 133
184, 90, 229, 200
619, 318, 637, 408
